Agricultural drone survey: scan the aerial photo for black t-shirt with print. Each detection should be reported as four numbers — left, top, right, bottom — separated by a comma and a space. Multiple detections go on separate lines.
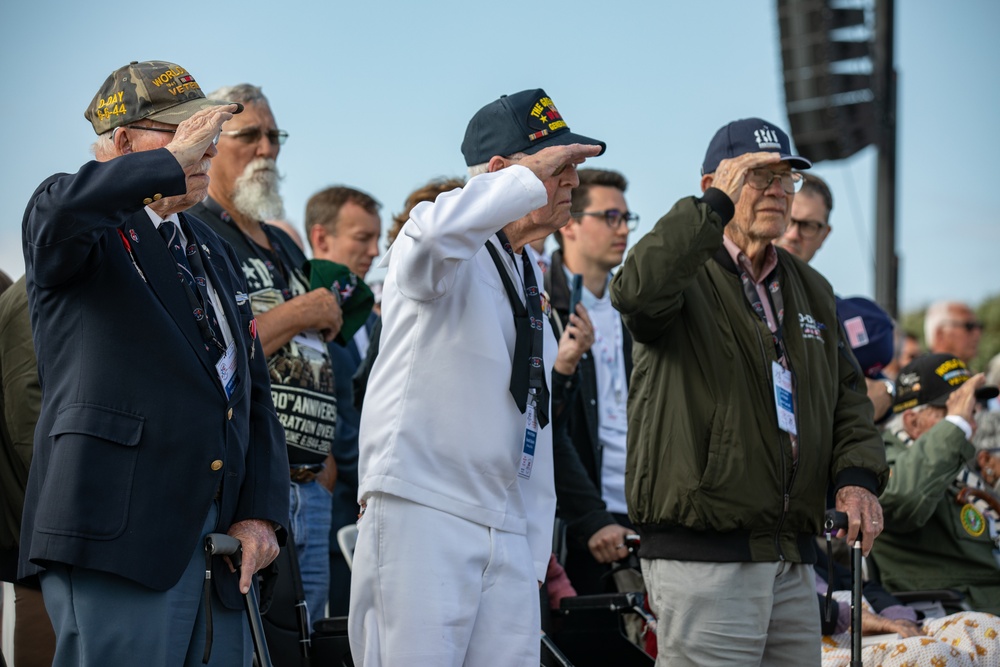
191, 199, 336, 464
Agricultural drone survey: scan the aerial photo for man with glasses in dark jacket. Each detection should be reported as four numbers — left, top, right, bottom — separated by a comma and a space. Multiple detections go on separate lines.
611, 118, 888, 667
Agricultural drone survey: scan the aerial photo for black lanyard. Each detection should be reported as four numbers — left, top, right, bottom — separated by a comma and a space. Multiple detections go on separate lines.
737, 261, 786, 361
485, 233, 549, 428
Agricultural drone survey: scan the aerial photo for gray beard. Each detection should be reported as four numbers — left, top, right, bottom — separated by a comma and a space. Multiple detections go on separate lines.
231, 160, 285, 221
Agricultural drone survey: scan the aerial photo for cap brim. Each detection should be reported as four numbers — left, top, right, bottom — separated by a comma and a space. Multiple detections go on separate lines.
521, 130, 606, 157
925, 395, 951, 408
146, 97, 232, 125
780, 153, 812, 170
977, 386, 1000, 402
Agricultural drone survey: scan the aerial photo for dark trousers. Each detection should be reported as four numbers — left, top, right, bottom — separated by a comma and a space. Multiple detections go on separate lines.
13, 584, 56, 667
40, 502, 251, 666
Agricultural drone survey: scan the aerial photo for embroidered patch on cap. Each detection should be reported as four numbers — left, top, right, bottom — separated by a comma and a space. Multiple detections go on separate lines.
526, 96, 567, 142
754, 125, 782, 150
936, 357, 972, 387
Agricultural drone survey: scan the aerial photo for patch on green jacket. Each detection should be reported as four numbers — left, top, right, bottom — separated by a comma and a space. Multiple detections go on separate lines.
960, 503, 986, 537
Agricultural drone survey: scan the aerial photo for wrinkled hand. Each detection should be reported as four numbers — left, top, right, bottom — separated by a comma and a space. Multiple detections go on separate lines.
835, 485, 883, 556
297, 288, 344, 342
946, 372, 985, 430
588, 523, 635, 564
227, 518, 280, 594
861, 609, 924, 638
553, 304, 595, 375
166, 103, 241, 169
709, 152, 781, 206
316, 454, 337, 493
518, 143, 602, 182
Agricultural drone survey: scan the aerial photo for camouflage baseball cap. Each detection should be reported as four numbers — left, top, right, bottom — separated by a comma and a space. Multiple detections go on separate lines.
85, 60, 231, 135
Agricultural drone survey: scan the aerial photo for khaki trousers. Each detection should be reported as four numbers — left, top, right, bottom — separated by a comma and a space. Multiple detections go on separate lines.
641, 559, 821, 667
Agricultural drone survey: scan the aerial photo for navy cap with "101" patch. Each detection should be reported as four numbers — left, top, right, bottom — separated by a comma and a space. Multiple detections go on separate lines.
461, 88, 606, 167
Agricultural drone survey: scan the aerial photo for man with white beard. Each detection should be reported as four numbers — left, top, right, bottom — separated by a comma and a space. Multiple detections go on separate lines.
191, 84, 343, 626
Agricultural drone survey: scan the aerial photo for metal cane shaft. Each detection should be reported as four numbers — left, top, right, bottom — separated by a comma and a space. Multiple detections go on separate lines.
851, 539, 862, 667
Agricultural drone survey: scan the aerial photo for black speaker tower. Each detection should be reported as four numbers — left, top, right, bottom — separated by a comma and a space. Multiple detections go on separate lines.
777, 0, 898, 317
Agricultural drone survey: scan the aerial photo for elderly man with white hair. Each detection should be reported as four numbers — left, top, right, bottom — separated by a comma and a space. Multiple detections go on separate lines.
874, 352, 1000, 614
190, 83, 344, 626
924, 300, 983, 365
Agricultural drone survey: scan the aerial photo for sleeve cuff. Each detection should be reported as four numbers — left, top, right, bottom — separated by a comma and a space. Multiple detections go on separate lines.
700, 188, 735, 225
945, 415, 973, 440
552, 368, 576, 393
834, 467, 880, 496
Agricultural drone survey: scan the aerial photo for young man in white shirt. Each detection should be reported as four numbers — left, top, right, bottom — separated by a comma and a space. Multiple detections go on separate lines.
547, 168, 637, 594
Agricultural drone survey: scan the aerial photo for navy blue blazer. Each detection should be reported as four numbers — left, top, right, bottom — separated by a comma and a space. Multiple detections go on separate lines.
19, 148, 288, 608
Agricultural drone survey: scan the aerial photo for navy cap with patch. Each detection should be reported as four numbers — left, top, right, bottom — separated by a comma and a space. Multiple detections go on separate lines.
461, 88, 606, 167
702, 117, 811, 175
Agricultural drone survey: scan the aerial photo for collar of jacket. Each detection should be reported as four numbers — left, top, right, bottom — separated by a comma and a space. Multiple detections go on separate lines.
711, 240, 784, 288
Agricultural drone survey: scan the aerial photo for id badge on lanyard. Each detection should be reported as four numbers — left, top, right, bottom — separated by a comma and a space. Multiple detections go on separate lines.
216, 340, 238, 399
518, 395, 539, 479
772, 360, 797, 435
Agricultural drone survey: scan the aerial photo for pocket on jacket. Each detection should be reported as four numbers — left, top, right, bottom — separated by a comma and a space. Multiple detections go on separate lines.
36, 404, 144, 539
697, 401, 745, 494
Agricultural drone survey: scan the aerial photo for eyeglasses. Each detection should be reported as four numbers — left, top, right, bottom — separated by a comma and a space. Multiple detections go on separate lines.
788, 217, 827, 239
218, 127, 289, 146
745, 169, 803, 194
571, 209, 640, 231
128, 125, 175, 136
945, 320, 984, 333
125, 125, 220, 146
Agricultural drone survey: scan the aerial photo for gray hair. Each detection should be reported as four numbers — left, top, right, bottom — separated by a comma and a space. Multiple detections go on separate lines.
467, 163, 489, 177
986, 353, 1000, 388
884, 412, 906, 436
973, 411, 1000, 453
924, 301, 959, 347
467, 152, 526, 178
91, 130, 116, 161
208, 84, 269, 107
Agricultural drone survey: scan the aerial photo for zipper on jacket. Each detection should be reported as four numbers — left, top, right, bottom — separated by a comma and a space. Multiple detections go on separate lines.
782, 344, 802, 559
752, 320, 789, 561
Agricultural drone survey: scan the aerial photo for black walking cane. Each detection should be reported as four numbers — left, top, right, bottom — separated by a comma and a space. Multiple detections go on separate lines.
823, 510, 862, 667
204, 532, 274, 667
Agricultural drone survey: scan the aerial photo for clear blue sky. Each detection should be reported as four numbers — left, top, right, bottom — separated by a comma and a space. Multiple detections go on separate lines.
2, 1, 997, 312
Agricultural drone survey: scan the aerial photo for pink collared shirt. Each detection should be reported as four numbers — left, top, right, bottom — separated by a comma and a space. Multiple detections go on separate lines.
723, 235, 780, 333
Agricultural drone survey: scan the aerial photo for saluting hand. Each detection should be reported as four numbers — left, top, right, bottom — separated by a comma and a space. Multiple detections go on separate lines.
166, 103, 242, 170
709, 152, 782, 206
518, 143, 603, 182
947, 372, 986, 435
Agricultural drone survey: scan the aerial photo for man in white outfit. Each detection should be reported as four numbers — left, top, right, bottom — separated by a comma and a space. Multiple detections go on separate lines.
348, 89, 604, 666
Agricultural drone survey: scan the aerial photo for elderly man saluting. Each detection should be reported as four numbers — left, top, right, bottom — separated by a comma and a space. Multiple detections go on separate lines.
610, 118, 889, 667
19, 61, 288, 666
350, 89, 603, 667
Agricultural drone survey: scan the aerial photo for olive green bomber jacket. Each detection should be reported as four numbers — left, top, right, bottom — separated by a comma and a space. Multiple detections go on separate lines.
874, 422, 1000, 614
609, 189, 888, 563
